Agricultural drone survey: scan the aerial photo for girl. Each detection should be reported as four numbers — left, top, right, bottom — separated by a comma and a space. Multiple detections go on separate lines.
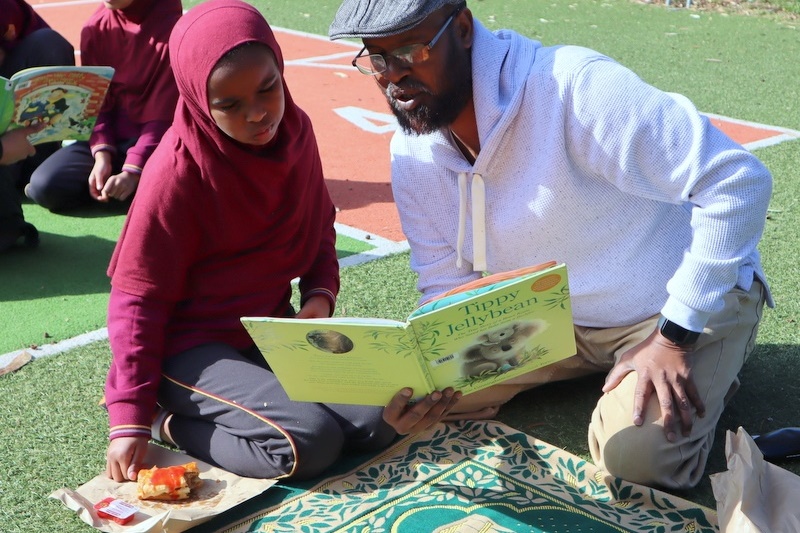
103, 0, 459, 482
25, 0, 181, 212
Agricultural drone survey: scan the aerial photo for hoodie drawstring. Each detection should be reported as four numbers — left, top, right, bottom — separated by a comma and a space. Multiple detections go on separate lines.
456, 171, 487, 272
456, 172, 468, 269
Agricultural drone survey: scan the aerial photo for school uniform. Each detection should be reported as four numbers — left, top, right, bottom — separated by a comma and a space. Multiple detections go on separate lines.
104, 0, 394, 480
0, 0, 74, 190
26, 0, 181, 212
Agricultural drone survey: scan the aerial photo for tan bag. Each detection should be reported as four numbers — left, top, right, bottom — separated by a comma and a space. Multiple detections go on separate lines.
711, 427, 800, 532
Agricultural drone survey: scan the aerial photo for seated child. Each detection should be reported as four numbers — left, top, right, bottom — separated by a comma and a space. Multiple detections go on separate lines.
25, 0, 181, 212
104, 0, 460, 482
1, 0, 74, 190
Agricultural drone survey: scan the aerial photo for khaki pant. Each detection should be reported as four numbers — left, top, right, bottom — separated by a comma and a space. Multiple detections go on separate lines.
452, 280, 766, 489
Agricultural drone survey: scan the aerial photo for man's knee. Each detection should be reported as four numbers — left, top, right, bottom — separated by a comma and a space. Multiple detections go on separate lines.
590, 410, 709, 489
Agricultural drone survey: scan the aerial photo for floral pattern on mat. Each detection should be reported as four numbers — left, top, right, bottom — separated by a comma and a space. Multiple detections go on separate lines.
224, 421, 718, 533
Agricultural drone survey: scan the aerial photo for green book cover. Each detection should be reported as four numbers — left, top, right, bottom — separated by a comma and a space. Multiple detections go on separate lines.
1, 65, 114, 145
241, 263, 576, 406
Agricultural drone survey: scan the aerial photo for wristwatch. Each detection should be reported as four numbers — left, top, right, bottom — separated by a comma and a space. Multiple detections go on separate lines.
657, 316, 701, 346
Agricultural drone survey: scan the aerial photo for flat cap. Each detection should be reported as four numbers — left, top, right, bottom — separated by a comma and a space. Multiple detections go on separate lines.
329, 0, 464, 40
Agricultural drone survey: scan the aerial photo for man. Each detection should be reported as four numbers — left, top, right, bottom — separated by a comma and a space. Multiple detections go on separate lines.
329, 0, 773, 489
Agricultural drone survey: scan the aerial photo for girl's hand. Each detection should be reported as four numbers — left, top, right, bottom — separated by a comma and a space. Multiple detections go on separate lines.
295, 295, 331, 319
106, 436, 150, 482
383, 387, 462, 435
102, 170, 140, 201
89, 151, 114, 201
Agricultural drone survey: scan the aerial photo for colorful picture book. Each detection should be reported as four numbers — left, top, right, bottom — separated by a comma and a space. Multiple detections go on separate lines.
241, 262, 577, 406
0, 65, 114, 145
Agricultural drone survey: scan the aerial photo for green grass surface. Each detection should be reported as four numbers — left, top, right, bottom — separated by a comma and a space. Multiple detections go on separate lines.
1, 202, 125, 354
1, 1, 799, 531
0, 202, 374, 354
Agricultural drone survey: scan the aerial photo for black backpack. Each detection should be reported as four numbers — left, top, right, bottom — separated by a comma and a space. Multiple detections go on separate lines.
0, 168, 39, 252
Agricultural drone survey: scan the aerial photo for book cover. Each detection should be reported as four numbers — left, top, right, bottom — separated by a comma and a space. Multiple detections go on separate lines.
0, 65, 114, 146
241, 262, 577, 406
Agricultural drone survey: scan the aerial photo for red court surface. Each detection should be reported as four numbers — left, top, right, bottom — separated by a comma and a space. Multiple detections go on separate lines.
29, 0, 800, 245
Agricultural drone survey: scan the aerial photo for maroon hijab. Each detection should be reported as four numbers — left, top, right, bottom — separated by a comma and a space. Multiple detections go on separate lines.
108, 0, 336, 328
166, 0, 315, 207
80, 0, 181, 123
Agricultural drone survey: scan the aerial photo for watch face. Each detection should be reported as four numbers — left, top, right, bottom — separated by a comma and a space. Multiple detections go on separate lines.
659, 318, 700, 345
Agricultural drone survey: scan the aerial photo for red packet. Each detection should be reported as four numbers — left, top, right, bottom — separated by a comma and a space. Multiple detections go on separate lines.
94, 497, 139, 525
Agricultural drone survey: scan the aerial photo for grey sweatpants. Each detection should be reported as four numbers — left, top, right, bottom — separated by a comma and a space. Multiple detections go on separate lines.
159, 342, 396, 480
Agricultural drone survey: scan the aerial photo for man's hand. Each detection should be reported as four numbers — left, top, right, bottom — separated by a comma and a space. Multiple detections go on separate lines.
383, 387, 461, 435
106, 435, 150, 482
603, 328, 705, 442
0, 124, 44, 165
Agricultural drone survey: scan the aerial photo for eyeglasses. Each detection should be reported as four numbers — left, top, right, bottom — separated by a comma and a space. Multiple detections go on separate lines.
351, 7, 462, 76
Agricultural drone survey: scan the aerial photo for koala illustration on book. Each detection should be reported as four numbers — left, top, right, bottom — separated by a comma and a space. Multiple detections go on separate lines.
460, 321, 544, 378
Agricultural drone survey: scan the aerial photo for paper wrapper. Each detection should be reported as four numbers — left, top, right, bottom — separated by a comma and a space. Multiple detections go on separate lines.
710, 427, 800, 532
50, 443, 276, 533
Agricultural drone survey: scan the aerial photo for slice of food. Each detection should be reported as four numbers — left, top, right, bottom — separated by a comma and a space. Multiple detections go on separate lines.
136, 462, 202, 501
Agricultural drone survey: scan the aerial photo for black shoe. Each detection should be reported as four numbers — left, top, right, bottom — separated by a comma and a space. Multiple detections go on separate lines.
20, 222, 39, 248
751, 427, 800, 461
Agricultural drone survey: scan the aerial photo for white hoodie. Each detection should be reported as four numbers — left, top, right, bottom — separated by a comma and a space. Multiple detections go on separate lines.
391, 20, 772, 331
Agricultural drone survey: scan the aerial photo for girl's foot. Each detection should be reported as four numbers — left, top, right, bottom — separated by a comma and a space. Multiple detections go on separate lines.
151, 408, 175, 446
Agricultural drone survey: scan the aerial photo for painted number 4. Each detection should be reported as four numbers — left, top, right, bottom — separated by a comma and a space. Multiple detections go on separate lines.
334, 106, 398, 134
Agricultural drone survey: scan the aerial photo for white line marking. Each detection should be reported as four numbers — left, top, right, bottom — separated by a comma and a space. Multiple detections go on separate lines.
703, 112, 800, 136
0, 226, 409, 364
743, 133, 800, 151
0, 328, 109, 367
286, 51, 355, 63
32, 0, 98, 9
285, 61, 353, 70
273, 26, 361, 49
335, 222, 410, 268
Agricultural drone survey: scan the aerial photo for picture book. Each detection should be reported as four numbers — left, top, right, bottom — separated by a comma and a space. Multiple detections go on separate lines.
241, 262, 577, 406
0, 65, 114, 146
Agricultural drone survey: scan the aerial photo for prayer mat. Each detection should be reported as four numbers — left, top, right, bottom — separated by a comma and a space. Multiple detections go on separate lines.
198, 420, 719, 533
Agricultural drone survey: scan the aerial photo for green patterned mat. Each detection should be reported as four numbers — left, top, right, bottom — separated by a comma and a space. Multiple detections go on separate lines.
214, 420, 718, 533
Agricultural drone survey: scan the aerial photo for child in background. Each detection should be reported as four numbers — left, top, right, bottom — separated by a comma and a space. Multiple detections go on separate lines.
1, 124, 44, 252
0, 0, 73, 73
1, 0, 74, 190
103, 0, 459, 482
25, 0, 181, 212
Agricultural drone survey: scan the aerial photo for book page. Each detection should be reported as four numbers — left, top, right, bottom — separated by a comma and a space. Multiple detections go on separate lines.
408, 264, 577, 396
241, 317, 433, 405
8, 66, 113, 145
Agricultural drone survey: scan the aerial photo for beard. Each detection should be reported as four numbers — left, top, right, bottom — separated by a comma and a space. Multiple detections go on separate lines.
385, 43, 472, 135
